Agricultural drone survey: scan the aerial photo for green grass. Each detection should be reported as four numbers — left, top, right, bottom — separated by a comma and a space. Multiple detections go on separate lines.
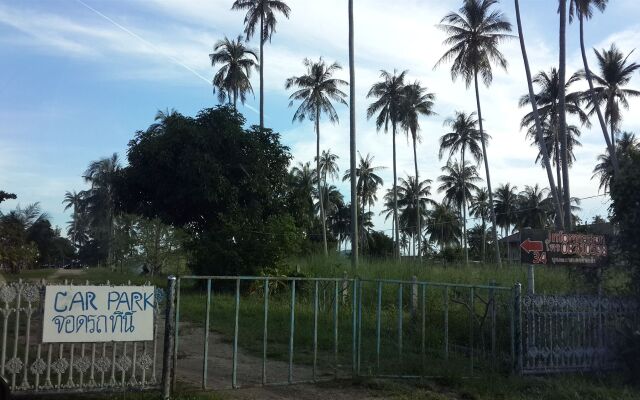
6, 257, 638, 400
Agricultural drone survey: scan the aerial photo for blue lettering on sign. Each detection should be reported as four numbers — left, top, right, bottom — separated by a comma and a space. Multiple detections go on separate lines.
54, 291, 68, 312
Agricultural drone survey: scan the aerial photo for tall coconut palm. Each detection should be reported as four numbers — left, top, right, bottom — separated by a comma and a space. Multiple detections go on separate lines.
399, 82, 436, 262
587, 44, 640, 148
494, 183, 519, 237
592, 132, 639, 192
62, 190, 84, 249
397, 176, 435, 257
286, 58, 348, 257
469, 187, 490, 262
569, 0, 619, 174
513, 0, 564, 230
209, 35, 258, 108
519, 68, 589, 198
438, 160, 482, 257
439, 111, 486, 264
314, 185, 345, 221
436, 0, 512, 266
367, 70, 407, 259
232, 0, 291, 128
557, 0, 573, 229
348, 0, 358, 269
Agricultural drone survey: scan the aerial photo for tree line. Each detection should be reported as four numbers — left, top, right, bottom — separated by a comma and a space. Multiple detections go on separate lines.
210, 0, 638, 266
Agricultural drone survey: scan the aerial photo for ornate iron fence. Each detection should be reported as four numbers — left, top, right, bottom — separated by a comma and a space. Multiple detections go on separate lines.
0, 279, 166, 396
521, 294, 639, 374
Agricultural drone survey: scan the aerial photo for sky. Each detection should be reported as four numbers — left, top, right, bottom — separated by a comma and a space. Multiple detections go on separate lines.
1, 0, 640, 236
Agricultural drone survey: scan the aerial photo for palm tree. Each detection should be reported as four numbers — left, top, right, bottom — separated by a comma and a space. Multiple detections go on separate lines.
290, 161, 316, 219
286, 58, 348, 257
314, 185, 344, 222
317, 149, 340, 188
436, 0, 512, 266
469, 188, 490, 261
62, 190, 84, 249
83, 153, 121, 267
209, 35, 258, 108
587, 44, 640, 148
426, 202, 462, 250
557, 0, 573, 230
517, 185, 553, 230
232, 0, 291, 128
399, 82, 436, 262
397, 176, 435, 257
494, 183, 519, 237
513, 0, 564, 230
593, 132, 639, 192
348, 0, 358, 269
438, 160, 482, 258
439, 111, 486, 264
367, 69, 407, 259
569, 0, 619, 174
525, 121, 582, 187
519, 68, 588, 198
344, 153, 385, 255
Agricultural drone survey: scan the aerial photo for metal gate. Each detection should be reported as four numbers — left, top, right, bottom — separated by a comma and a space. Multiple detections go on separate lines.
171, 275, 519, 392
521, 294, 639, 374
0, 279, 168, 397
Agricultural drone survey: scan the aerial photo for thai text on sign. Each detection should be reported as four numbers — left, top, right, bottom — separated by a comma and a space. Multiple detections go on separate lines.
42, 285, 156, 343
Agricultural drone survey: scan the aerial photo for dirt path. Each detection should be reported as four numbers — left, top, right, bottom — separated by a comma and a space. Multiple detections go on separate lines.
172, 323, 405, 399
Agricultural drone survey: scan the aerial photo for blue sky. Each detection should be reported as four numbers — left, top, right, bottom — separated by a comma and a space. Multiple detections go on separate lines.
1, 0, 639, 235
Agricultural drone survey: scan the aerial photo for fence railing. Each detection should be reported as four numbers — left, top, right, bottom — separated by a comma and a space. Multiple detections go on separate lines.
0, 279, 166, 396
173, 276, 518, 390
521, 294, 639, 374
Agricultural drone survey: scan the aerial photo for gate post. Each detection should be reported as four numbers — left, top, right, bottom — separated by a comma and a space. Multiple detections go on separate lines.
512, 283, 523, 375
162, 276, 177, 400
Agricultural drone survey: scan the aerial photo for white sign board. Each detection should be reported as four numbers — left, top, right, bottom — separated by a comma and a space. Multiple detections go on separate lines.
42, 285, 156, 343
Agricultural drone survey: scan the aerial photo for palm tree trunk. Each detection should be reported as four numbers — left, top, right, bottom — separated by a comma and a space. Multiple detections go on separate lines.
557, 0, 572, 230
461, 150, 469, 265
392, 122, 400, 261
611, 118, 616, 150
259, 9, 265, 129
481, 216, 486, 263
555, 140, 562, 203
412, 134, 421, 264
514, 0, 564, 231
316, 107, 328, 257
234, 88, 238, 110
348, 0, 358, 270
578, 14, 618, 174
473, 70, 501, 267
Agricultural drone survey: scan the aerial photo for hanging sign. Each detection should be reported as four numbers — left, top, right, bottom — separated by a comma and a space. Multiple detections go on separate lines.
42, 285, 156, 343
520, 229, 608, 266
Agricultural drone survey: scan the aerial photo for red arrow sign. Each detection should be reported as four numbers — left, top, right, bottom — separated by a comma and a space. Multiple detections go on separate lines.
521, 238, 543, 253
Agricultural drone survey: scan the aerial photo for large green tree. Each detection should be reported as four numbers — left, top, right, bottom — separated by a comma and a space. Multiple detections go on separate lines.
232, 0, 291, 129
436, 0, 512, 266
117, 106, 301, 276
286, 58, 348, 257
